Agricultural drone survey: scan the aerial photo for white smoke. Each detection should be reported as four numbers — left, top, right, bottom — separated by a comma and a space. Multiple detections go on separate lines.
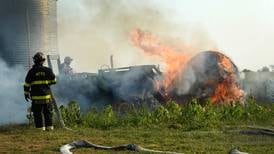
0, 59, 28, 125
174, 52, 208, 95
58, 0, 216, 72
241, 71, 274, 102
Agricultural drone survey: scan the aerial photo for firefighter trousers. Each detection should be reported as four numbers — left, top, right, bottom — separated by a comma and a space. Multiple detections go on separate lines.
32, 103, 53, 128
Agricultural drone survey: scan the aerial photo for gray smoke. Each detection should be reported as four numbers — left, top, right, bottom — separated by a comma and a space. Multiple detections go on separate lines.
169, 51, 241, 101
241, 70, 274, 102
0, 59, 28, 125
54, 65, 160, 111
56, 0, 217, 108
53, 74, 102, 110
58, 0, 216, 72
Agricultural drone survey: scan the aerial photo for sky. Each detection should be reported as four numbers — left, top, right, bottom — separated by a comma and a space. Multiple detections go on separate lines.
163, 0, 274, 71
57, 0, 274, 72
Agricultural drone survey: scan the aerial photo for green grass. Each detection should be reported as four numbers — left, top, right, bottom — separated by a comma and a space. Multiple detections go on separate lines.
0, 125, 273, 153
1, 99, 274, 153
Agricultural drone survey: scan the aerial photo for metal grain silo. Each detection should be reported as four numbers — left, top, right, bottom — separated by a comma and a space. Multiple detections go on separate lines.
0, 0, 58, 69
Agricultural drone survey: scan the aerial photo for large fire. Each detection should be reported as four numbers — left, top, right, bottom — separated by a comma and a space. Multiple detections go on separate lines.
211, 53, 244, 103
130, 28, 244, 104
130, 28, 193, 91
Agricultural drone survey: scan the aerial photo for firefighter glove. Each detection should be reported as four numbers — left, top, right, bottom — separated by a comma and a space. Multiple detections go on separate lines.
25, 94, 30, 102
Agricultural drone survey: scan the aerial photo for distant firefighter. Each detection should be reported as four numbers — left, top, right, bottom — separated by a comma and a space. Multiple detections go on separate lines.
24, 52, 57, 131
60, 56, 74, 75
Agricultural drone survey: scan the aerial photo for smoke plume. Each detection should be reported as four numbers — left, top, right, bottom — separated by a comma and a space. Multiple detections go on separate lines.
0, 59, 28, 125
58, 0, 216, 72
56, 0, 218, 107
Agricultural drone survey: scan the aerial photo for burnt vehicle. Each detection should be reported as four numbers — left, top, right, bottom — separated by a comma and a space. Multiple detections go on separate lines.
97, 65, 163, 106
52, 61, 164, 110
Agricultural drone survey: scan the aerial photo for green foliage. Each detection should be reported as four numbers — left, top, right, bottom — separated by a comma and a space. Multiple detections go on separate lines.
119, 106, 152, 127
80, 105, 118, 129
58, 98, 274, 130
59, 100, 81, 127
180, 99, 206, 130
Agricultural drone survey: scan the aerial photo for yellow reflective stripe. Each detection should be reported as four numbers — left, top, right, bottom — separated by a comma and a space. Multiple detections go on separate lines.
31, 95, 51, 100
50, 79, 57, 83
24, 91, 30, 95
31, 79, 57, 85
24, 83, 31, 87
31, 80, 51, 85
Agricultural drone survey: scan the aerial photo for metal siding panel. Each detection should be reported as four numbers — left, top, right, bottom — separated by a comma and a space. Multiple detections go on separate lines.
0, 0, 58, 69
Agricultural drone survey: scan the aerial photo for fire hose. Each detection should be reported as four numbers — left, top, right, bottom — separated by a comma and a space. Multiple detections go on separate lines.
31, 94, 258, 154
59, 140, 251, 154
50, 94, 253, 154
60, 140, 183, 154
26, 93, 73, 131
51, 93, 73, 131
52, 93, 183, 154
51, 96, 251, 154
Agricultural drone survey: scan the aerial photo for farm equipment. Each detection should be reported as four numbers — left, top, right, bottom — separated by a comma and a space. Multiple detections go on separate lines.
50, 54, 165, 110
49, 50, 245, 111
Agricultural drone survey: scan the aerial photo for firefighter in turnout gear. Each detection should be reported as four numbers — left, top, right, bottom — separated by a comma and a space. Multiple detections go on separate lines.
24, 52, 57, 131
60, 56, 73, 75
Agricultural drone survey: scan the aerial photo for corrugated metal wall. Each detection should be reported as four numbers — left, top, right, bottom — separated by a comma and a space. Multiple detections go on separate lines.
0, 0, 58, 69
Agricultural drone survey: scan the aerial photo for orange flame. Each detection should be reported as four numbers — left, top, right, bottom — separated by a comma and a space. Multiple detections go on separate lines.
130, 28, 193, 91
130, 28, 244, 104
211, 54, 244, 103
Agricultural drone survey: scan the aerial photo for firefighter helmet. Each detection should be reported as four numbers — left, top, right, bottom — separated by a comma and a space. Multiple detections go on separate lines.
64, 56, 73, 63
33, 52, 46, 64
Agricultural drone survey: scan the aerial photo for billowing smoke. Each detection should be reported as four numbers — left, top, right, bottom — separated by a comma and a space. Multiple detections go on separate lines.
129, 28, 243, 103
0, 59, 28, 125
241, 70, 274, 102
169, 51, 244, 103
54, 0, 218, 108
53, 74, 102, 110
54, 64, 160, 110
58, 0, 216, 72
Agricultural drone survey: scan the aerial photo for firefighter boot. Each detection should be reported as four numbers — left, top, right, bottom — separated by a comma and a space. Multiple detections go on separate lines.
46, 126, 54, 131
36, 127, 46, 131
